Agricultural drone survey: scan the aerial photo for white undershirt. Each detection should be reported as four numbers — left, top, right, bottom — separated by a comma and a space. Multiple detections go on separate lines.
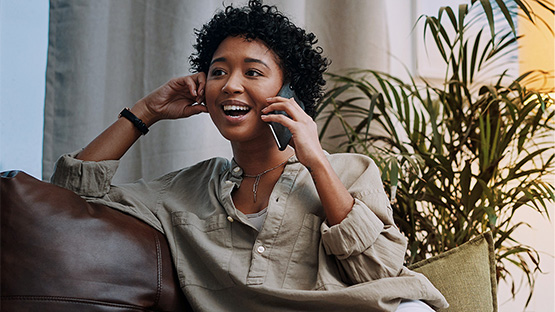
246, 207, 268, 232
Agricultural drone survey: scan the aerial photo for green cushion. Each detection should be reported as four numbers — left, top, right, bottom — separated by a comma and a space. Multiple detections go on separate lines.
408, 232, 497, 312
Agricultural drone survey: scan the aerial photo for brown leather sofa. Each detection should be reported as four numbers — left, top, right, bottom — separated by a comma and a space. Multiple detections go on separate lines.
0, 171, 193, 312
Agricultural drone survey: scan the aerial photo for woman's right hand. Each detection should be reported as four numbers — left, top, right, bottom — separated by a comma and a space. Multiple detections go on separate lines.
132, 73, 208, 126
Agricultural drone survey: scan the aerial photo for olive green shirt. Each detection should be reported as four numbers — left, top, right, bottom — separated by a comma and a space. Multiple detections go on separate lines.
51, 151, 448, 312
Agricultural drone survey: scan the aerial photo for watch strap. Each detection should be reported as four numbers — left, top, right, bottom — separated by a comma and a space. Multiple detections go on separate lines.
119, 108, 149, 135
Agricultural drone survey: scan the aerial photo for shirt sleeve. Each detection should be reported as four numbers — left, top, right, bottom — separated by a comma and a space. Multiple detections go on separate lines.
320, 154, 407, 284
50, 150, 119, 197
50, 150, 165, 233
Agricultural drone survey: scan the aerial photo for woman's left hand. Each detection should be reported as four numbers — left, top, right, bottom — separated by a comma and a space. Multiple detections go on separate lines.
261, 97, 326, 169
262, 96, 354, 225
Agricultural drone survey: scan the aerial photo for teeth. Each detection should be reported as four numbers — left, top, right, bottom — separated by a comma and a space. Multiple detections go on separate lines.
223, 105, 250, 111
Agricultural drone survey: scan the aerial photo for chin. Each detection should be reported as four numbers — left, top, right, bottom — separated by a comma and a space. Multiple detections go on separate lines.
224, 127, 276, 148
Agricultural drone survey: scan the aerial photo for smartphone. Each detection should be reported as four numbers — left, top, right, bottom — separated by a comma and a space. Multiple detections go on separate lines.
267, 83, 305, 151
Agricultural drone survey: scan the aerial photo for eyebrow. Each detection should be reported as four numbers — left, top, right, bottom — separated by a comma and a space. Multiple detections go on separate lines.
245, 57, 270, 69
210, 57, 226, 66
209, 57, 270, 69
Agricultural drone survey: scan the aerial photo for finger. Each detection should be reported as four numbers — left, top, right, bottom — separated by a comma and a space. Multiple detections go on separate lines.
186, 76, 198, 97
265, 96, 304, 110
262, 101, 306, 120
171, 76, 197, 98
187, 103, 209, 116
266, 96, 292, 104
196, 72, 206, 97
196, 94, 205, 105
260, 113, 296, 129
191, 104, 208, 114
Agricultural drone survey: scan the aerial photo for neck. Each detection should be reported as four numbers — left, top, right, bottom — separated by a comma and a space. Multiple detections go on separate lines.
232, 140, 294, 175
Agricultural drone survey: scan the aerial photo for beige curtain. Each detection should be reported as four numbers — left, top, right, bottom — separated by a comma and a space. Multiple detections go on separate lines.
43, 0, 389, 182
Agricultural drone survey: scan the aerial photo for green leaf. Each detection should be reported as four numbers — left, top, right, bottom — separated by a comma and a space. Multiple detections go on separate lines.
513, 0, 535, 23
458, 4, 468, 34
460, 161, 472, 210
479, 0, 496, 39
424, 16, 449, 62
495, 0, 517, 35
485, 206, 498, 227
390, 158, 399, 200
469, 29, 483, 83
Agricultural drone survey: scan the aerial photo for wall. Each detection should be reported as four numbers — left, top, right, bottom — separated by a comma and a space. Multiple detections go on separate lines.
0, 0, 48, 179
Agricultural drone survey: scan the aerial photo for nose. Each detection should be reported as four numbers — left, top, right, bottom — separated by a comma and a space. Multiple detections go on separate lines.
221, 73, 244, 94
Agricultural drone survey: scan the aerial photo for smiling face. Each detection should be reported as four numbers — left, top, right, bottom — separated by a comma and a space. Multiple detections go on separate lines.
205, 36, 284, 146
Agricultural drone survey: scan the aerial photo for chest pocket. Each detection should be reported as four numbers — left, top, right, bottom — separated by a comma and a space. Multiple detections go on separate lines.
171, 211, 235, 290
283, 213, 322, 289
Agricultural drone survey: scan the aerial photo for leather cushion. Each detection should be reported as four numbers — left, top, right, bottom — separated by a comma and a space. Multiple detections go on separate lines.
1, 171, 191, 312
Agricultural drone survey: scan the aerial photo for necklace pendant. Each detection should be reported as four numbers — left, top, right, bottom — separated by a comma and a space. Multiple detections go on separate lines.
252, 175, 261, 203
241, 157, 290, 204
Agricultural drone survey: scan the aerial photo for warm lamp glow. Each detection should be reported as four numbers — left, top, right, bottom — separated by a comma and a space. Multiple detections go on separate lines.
518, 1, 555, 91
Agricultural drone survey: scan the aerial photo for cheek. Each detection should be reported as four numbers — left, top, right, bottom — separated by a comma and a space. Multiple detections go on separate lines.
248, 93, 269, 107
250, 83, 282, 105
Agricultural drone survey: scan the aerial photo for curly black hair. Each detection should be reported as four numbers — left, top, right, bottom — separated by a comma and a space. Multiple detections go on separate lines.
189, 0, 329, 118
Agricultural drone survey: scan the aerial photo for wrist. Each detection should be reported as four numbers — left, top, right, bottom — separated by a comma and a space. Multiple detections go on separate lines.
304, 152, 330, 175
130, 101, 158, 127
307, 154, 354, 226
119, 108, 149, 135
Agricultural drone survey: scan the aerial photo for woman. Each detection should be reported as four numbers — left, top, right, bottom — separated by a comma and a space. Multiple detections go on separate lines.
51, 1, 447, 311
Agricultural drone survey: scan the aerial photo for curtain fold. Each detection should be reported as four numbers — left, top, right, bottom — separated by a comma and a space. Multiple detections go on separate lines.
43, 0, 389, 182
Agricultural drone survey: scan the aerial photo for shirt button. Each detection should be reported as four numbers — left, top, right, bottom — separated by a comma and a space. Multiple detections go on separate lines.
227, 216, 234, 222
257, 245, 266, 254
225, 180, 233, 185
233, 167, 241, 173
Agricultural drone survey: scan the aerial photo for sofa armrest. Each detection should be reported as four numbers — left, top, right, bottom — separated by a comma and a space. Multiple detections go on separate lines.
1, 171, 192, 312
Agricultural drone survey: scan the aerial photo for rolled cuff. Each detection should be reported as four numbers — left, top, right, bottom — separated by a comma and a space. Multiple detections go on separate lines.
50, 150, 119, 198
321, 199, 384, 259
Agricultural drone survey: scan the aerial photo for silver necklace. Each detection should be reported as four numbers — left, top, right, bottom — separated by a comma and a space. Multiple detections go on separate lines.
243, 158, 289, 203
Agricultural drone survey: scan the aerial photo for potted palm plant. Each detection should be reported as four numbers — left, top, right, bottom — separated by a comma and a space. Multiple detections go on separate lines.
317, 0, 554, 305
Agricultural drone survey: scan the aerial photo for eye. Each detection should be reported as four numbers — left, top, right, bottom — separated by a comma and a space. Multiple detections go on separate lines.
246, 69, 263, 77
210, 68, 226, 77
